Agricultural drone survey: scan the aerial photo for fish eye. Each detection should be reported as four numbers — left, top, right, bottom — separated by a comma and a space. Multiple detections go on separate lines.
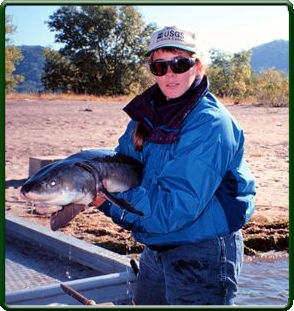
49, 180, 57, 187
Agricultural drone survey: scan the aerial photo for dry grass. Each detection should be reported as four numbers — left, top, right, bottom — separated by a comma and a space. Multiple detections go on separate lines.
5, 92, 133, 102
5, 93, 270, 108
217, 96, 259, 106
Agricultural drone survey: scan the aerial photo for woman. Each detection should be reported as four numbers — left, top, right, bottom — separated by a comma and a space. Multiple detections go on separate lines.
97, 26, 256, 305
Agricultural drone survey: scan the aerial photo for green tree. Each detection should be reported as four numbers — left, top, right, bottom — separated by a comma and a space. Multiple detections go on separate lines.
207, 49, 232, 98
42, 48, 79, 93
254, 69, 288, 107
5, 16, 24, 93
43, 5, 156, 95
207, 49, 252, 104
230, 50, 252, 104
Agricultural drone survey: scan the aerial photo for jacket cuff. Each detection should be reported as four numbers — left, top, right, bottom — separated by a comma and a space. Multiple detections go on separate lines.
99, 200, 139, 231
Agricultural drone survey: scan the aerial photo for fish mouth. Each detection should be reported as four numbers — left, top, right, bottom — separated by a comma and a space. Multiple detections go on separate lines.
22, 198, 87, 231
35, 204, 63, 215
21, 194, 64, 215
21, 193, 89, 230
21, 191, 61, 206
21, 190, 77, 208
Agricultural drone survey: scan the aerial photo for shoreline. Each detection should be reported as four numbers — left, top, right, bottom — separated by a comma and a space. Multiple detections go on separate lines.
5, 208, 289, 257
242, 218, 289, 256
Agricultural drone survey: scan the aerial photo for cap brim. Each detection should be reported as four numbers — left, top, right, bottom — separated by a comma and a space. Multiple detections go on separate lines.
145, 44, 196, 57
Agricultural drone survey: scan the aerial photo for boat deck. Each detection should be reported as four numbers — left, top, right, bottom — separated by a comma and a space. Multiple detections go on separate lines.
5, 237, 99, 293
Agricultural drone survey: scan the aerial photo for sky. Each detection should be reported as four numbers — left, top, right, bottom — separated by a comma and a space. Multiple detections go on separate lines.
5, 4, 289, 60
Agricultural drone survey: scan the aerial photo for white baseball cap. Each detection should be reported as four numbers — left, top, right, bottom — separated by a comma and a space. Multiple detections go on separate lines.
146, 26, 197, 56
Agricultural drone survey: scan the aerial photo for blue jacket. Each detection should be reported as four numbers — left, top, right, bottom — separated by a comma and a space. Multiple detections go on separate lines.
100, 77, 256, 247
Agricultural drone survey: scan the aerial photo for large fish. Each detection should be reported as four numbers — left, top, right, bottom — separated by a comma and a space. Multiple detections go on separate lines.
20, 149, 143, 230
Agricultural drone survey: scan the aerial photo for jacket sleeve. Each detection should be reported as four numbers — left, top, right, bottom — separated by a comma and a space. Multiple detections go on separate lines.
114, 120, 143, 163
100, 111, 242, 234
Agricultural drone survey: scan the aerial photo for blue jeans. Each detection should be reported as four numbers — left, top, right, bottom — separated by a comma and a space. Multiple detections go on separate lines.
133, 230, 243, 305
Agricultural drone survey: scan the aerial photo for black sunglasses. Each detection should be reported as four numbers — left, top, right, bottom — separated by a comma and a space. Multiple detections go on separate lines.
149, 57, 196, 76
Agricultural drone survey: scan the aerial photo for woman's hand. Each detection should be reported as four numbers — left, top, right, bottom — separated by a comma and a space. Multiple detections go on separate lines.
92, 180, 108, 207
92, 194, 106, 207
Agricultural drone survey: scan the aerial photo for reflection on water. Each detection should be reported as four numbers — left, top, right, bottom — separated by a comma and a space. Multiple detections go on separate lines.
236, 253, 289, 306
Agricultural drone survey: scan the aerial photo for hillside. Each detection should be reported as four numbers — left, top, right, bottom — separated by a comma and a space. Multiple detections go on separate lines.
14, 45, 45, 93
13, 40, 289, 93
250, 39, 289, 74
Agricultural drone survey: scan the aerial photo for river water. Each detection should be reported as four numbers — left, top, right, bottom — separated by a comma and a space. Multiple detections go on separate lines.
235, 253, 289, 306
6, 237, 290, 306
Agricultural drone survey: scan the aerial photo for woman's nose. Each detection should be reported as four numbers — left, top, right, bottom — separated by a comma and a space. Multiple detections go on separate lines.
166, 65, 175, 76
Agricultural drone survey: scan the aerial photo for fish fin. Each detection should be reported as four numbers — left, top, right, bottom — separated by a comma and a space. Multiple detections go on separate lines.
100, 187, 144, 217
50, 203, 86, 231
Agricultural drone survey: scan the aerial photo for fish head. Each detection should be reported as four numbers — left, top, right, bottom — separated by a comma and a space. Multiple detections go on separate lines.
20, 161, 96, 208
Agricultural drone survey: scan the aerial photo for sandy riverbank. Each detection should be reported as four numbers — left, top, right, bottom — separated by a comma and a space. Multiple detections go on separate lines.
5, 97, 289, 255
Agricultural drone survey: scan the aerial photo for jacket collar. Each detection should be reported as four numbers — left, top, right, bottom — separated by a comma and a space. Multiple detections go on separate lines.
123, 75, 209, 144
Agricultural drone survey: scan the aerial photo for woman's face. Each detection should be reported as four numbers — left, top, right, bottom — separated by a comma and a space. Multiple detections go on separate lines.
151, 49, 200, 100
